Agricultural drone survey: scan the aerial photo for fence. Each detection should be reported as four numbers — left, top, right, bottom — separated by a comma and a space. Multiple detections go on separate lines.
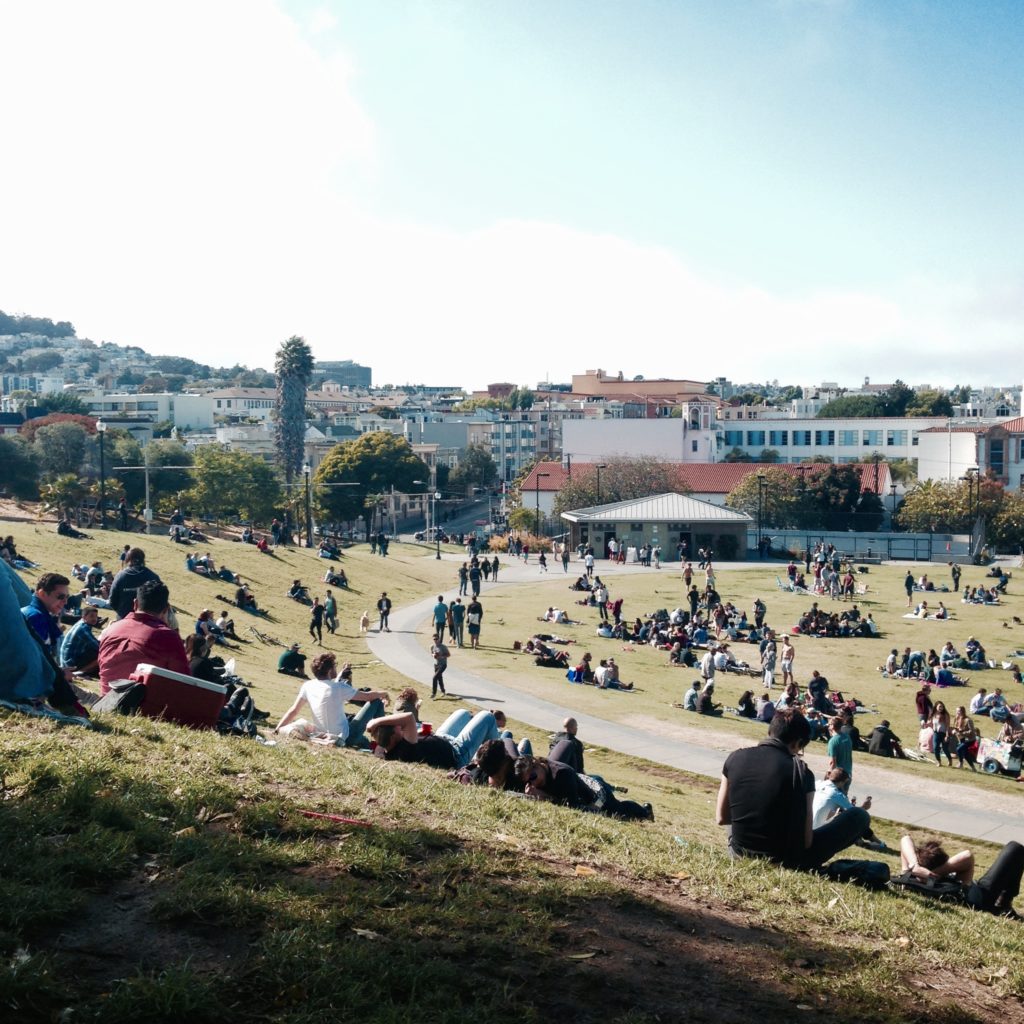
751, 529, 972, 563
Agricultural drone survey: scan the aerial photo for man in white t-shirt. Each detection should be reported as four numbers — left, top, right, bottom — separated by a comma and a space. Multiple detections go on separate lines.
274, 653, 389, 747
700, 647, 716, 684
812, 767, 873, 828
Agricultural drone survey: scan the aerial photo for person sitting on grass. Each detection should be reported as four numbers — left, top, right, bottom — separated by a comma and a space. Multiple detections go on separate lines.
185, 552, 209, 576
97, 580, 189, 695
755, 692, 776, 723
549, 717, 585, 772
716, 708, 871, 870
697, 681, 722, 716
367, 707, 505, 769
57, 519, 89, 539
736, 689, 757, 719
288, 579, 310, 604
573, 652, 595, 684
58, 603, 101, 676
274, 655, 389, 747
323, 567, 348, 588
595, 657, 634, 691
278, 643, 307, 676
513, 755, 654, 821
867, 719, 906, 759
525, 638, 570, 669
317, 539, 340, 560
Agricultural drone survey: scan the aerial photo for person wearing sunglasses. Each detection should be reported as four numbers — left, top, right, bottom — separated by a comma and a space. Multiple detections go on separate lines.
18, 572, 83, 714
512, 755, 653, 822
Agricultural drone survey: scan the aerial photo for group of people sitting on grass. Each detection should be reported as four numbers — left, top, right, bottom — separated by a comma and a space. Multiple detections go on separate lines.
566, 652, 634, 689
961, 584, 1003, 604
184, 551, 241, 584
795, 602, 878, 638
716, 707, 1024, 917
2, 536, 39, 570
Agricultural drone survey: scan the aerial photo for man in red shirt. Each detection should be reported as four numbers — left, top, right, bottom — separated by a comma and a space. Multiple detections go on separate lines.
98, 580, 188, 694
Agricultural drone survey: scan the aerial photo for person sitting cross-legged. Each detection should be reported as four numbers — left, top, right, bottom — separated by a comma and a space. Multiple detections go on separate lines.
716, 708, 871, 870
274, 654, 388, 748
58, 603, 102, 676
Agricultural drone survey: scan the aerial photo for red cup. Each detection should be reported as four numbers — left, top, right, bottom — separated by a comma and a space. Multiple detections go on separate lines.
419, 721, 433, 736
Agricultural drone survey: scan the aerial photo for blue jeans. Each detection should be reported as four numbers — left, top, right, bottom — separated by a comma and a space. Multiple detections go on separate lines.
436, 709, 500, 767
730, 807, 870, 869
344, 698, 385, 749
933, 731, 952, 763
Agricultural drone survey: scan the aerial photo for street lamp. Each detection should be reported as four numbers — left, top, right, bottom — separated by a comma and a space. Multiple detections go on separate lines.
535, 471, 550, 538
434, 491, 442, 559
595, 463, 607, 502
962, 466, 980, 531
890, 482, 898, 527
96, 419, 107, 530
302, 462, 313, 548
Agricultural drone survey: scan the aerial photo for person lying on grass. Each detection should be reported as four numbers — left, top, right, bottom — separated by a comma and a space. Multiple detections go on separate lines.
367, 708, 506, 769
512, 755, 654, 822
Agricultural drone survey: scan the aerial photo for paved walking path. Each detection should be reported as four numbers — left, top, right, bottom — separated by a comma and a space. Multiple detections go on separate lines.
368, 554, 1024, 845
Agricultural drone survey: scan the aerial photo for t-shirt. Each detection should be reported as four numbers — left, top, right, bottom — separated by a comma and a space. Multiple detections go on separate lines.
387, 736, 458, 769
812, 780, 855, 829
433, 602, 448, 624
541, 761, 599, 809
97, 611, 190, 694
278, 650, 306, 673
296, 677, 358, 740
722, 739, 815, 862
827, 732, 854, 777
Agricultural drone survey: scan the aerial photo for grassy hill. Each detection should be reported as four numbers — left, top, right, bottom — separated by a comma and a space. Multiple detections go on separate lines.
2, 520, 1024, 1020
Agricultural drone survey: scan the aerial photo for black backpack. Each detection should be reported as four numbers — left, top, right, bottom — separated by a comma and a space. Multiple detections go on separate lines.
819, 859, 891, 890
92, 680, 147, 716
889, 870, 970, 903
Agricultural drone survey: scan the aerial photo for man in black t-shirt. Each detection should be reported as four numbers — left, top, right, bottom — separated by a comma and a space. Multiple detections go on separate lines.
513, 756, 653, 821
367, 709, 501, 769
717, 710, 870, 869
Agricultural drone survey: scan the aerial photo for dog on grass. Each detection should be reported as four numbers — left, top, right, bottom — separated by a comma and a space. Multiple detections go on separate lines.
359, 610, 370, 633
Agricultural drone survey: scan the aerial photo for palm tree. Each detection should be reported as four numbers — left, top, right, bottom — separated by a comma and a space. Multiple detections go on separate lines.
274, 335, 314, 488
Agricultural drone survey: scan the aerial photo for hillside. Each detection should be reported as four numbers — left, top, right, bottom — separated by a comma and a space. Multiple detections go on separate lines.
2, 520, 1024, 1021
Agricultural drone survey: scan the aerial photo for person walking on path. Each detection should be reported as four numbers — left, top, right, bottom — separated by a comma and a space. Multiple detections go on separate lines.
449, 598, 465, 647
432, 595, 449, 642
584, 550, 595, 577
309, 597, 324, 645
469, 562, 482, 598
458, 563, 469, 596
466, 597, 484, 649
430, 633, 450, 698
538, 551, 548, 572
491, 555, 500, 581
323, 590, 337, 635
377, 592, 392, 633
561, 546, 570, 573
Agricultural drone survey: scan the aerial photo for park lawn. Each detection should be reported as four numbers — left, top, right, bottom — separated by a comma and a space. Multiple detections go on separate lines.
2, 520, 458, 717
427, 557, 1024, 795
1, 708, 1022, 1024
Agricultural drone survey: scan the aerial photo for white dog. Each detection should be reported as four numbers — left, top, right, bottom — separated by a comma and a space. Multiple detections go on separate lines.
359, 610, 370, 633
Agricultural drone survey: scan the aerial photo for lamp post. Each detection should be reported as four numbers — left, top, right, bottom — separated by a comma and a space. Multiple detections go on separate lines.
596, 463, 607, 502
434, 491, 442, 559
302, 462, 313, 548
890, 482, 898, 527
96, 419, 107, 529
535, 471, 550, 538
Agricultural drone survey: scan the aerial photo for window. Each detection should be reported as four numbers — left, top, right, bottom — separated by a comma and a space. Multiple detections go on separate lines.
839, 430, 858, 446
792, 430, 811, 446
723, 430, 743, 446
691, 439, 698, 452
862, 430, 881, 446
814, 430, 835, 446
886, 430, 907, 447
990, 439, 1005, 476
746, 430, 765, 446
769, 430, 788, 446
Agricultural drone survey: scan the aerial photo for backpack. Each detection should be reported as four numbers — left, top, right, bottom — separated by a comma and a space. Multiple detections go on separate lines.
889, 870, 969, 903
820, 859, 891, 889
92, 680, 147, 716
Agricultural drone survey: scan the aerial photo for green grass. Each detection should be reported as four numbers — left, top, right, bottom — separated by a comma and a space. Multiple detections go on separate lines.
3, 520, 1024, 1019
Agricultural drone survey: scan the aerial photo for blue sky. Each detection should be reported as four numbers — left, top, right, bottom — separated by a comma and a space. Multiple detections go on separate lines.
1, 1, 1021, 389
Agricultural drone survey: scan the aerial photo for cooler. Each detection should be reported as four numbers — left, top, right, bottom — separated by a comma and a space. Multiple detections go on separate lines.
131, 663, 227, 730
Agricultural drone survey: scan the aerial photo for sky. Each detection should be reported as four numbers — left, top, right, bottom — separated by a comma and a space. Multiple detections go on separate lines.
1, 0, 1022, 391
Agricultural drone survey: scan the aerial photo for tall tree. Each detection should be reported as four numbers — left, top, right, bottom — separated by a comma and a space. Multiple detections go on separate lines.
449, 444, 497, 493
186, 445, 283, 523
274, 335, 314, 487
0, 435, 40, 498
314, 432, 429, 524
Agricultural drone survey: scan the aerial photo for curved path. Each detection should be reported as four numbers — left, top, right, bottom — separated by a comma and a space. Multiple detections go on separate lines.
368, 554, 1024, 844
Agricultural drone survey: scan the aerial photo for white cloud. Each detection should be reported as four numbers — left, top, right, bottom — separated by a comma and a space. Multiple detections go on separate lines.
0, 1, 1017, 390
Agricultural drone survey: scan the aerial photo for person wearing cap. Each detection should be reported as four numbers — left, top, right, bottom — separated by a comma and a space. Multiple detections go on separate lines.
277, 643, 307, 677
